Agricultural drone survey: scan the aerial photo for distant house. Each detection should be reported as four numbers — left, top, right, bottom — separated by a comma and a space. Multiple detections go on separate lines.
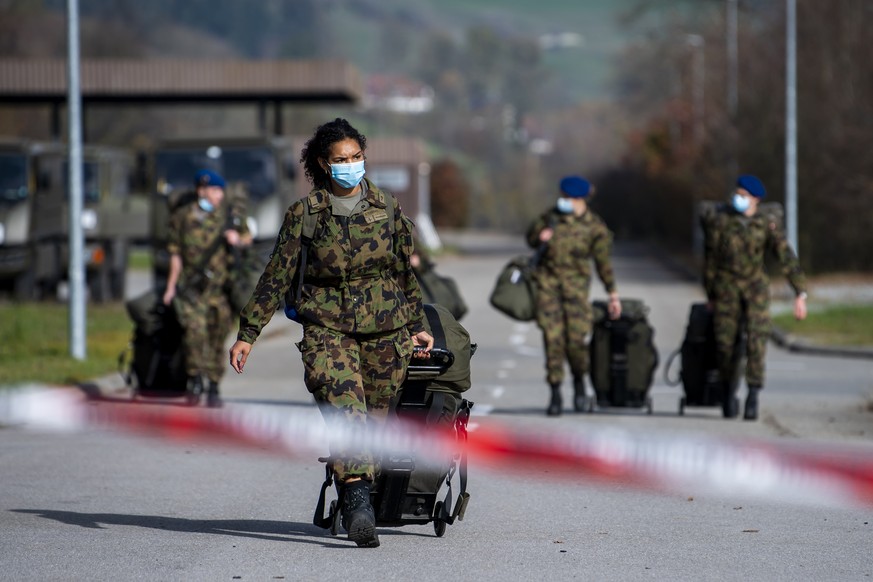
363, 74, 434, 114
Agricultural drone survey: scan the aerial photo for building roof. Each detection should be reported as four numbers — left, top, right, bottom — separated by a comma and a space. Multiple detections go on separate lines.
0, 58, 363, 104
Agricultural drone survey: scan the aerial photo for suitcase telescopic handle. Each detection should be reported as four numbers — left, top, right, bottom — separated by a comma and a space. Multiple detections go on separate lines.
407, 347, 454, 377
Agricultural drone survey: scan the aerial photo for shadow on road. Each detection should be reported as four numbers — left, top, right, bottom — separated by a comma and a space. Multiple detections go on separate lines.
11, 509, 353, 548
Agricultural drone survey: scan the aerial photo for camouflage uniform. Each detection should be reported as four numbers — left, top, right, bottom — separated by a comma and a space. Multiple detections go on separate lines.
238, 178, 424, 481
168, 199, 249, 385
526, 208, 617, 386
702, 204, 806, 390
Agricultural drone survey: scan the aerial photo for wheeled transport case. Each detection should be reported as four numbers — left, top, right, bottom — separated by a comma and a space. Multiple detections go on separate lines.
664, 302, 746, 416
313, 305, 475, 538
588, 298, 658, 414
121, 289, 198, 404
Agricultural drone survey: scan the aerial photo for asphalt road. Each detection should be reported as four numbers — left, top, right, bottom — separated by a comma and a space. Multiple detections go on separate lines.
2, 235, 872, 581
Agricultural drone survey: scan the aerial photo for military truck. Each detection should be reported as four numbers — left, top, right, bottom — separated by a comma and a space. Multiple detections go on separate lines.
0, 138, 149, 301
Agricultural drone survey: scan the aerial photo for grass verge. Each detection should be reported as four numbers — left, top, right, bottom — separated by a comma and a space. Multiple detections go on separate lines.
0, 302, 134, 386
773, 303, 873, 347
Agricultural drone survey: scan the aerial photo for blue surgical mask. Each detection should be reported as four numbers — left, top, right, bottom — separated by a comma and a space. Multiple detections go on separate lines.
732, 193, 751, 214
198, 198, 215, 213
330, 160, 366, 189
556, 197, 574, 214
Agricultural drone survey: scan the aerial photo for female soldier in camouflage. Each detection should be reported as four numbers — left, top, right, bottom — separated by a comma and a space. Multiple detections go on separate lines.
702, 174, 807, 420
229, 118, 433, 548
527, 176, 621, 417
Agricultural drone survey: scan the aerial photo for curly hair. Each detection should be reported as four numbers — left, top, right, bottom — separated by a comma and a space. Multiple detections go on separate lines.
300, 118, 367, 189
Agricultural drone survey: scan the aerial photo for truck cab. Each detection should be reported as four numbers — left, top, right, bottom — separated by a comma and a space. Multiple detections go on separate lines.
0, 138, 149, 301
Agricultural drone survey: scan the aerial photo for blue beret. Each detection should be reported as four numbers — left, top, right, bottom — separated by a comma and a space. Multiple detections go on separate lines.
559, 176, 591, 198
194, 169, 225, 189
737, 174, 766, 198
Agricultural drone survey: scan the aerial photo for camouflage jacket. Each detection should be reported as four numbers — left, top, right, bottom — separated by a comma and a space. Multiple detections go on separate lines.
238, 178, 424, 343
526, 208, 617, 294
167, 198, 249, 293
702, 204, 807, 301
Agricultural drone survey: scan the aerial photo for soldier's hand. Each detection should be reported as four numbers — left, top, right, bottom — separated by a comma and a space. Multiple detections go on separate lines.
162, 286, 175, 306
539, 228, 554, 243
224, 229, 241, 247
229, 340, 252, 373
608, 293, 622, 320
794, 295, 808, 321
411, 330, 434, 357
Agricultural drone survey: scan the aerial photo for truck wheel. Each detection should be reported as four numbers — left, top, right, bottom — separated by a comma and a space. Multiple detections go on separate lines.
109, 239, 128, 300
13, 269, 36, 301
89, 263, 111, 303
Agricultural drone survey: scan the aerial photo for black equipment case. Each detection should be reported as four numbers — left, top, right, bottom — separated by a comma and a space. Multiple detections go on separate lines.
121, 290, 190, 401
588, 298, 659, 414
664, 302, 746, 415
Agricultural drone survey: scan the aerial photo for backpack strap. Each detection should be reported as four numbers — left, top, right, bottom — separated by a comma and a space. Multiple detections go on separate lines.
423, 303, 447, 351
284, 196, 322, 321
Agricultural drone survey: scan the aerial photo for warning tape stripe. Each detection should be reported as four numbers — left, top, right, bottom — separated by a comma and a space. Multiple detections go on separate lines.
2, 387, 873, 509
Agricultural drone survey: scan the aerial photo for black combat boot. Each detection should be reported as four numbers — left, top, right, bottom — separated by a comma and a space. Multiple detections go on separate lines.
572, 377, 588, 413
743, 386, 760, 421
206, 380, 223, 408
722, 382, 738, 419
341, 480, 380, 548
547, 383, 563, 417
185, 375, 203, 407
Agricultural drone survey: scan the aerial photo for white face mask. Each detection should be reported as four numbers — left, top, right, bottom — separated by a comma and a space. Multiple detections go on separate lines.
732, 193, 751, 213
556, 197, 574, 214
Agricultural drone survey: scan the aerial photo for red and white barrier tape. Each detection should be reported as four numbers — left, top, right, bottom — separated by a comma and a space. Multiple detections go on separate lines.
2, 386, 872, 509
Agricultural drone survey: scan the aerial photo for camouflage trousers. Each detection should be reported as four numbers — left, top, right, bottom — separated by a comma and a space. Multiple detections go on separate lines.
712, 277, 770, 390
297, 325, 413, 482
175, 287, 233, 384
535, 278, 593, 386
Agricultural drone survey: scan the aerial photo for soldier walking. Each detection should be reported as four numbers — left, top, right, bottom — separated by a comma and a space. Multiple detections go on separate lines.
702, 174, 808, 420
527, 176, 621, 416
229, 118, 433, 548
162, 169, 251, 407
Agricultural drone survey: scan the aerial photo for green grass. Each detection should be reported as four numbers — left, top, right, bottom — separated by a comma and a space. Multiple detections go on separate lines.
128, 247, 152, 270
773, 304, 873, 347
0, 302, 134, 386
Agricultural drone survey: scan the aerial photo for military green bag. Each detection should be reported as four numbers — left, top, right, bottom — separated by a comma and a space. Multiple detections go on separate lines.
415, 267, 468, 321
488, 254, 540, 321
418, 303, 476, 393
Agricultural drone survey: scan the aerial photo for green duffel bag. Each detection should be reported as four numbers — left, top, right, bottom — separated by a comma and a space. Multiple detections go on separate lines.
419, 303, 476, 393
415, 267, 468, 321
489, 255, 539, 321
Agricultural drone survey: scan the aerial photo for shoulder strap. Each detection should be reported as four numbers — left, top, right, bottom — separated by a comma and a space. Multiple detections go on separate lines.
301, 194, 320, 242
423, 304, 447, 351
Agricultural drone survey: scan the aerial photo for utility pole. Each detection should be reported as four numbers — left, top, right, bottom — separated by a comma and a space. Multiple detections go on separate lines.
726, 0, 738, 177
785, 0, 798, 252
686, 34, 706, 145
67, 0, 86, 360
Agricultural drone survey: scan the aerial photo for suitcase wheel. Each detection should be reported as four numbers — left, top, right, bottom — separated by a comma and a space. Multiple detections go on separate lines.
645, 396, 653, 415
329, 500, 341, 536
433, 501, 447, 537
678, 396, 686, 416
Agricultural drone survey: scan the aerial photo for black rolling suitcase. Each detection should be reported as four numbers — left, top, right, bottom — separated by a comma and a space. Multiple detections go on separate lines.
121, 290, 189, 400
588, 298, 659, 414
314, 304, 475, 538
664, 302, 746, 415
